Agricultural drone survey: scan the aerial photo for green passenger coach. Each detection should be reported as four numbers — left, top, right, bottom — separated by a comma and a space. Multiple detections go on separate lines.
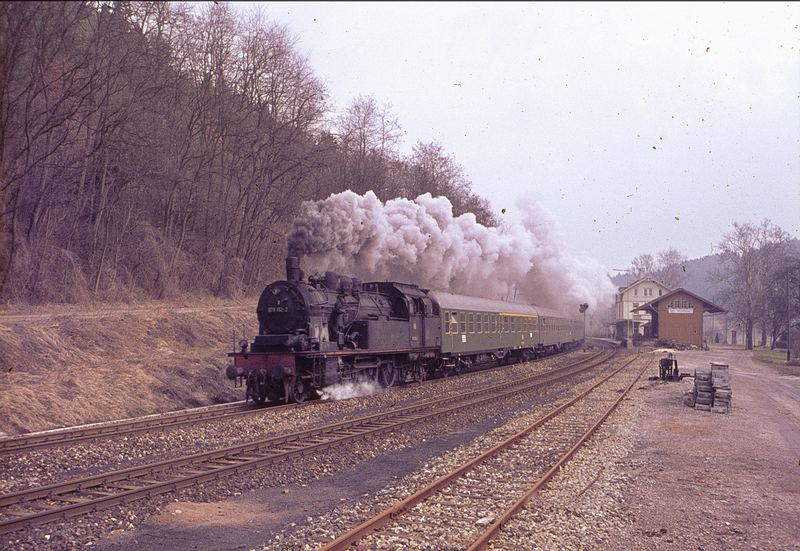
430, 291, 581, 366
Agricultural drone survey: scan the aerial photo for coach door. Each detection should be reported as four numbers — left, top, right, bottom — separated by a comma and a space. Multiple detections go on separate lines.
410, 297, 425, 348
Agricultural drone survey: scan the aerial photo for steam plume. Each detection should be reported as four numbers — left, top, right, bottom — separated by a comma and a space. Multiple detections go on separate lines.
287, 190, 614, 312
319, 381, 380, 401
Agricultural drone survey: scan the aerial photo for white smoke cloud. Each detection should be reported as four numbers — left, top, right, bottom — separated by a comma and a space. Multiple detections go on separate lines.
287, 190, 615, 312
319, 381, 380, 401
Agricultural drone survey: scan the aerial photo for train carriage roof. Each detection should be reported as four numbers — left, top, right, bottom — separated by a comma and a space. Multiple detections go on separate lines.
429, 291, 577, 320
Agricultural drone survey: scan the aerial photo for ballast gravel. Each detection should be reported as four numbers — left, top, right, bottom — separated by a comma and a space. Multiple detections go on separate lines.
251, 354, 648, 550
0, 351, 584, 494
2, 349, 617, 550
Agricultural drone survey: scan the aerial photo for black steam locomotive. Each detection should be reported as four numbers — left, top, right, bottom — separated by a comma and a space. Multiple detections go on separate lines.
226, 257, 582, 403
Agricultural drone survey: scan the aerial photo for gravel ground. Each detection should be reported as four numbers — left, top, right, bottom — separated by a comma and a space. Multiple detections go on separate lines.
0, 350, 590, 494
602, 345, 800, 551
13, 345, 792, 551
2, 349, 615, 550
226, 353, 645, 550
351, 356, 646, 550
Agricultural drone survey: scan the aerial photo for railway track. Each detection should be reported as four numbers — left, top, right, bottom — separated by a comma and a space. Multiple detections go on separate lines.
0, 401, 266, 454
0, 345, 616, 536
0, 346, 582, 455
320, 351, 647, 550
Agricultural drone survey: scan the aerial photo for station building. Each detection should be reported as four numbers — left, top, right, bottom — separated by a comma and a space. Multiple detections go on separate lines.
632, 288, 726, 346
611, 276, 672, 339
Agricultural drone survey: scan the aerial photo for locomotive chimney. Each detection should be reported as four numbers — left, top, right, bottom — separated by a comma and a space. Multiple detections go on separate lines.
286, 256, 300, 282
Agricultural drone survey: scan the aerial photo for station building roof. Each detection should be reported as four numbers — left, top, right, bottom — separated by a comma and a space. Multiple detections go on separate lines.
631, 287, 726, 314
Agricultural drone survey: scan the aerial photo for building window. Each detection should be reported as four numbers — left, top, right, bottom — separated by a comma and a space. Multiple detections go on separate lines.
668, 299, 693, 309
634, 288, 638, 296
659, 289, 662, 296
633, 302, 639, 308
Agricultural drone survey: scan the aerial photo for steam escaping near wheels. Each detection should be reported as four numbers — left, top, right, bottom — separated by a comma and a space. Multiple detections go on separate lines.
318, 381, 380, 401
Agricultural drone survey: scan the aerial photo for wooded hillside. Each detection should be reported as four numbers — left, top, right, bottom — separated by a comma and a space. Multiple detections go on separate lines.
0, 2, 495, 304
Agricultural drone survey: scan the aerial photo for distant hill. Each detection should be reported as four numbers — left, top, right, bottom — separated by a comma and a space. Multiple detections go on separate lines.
610, 239, 800, 304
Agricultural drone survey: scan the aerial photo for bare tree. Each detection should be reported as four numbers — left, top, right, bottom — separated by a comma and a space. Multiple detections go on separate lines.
714, 219, 790, 350
0, 2, 498, 304
405, 141, 496, 226
764, 256, 800, 349
336, 95, 402, 196
656, 247, 688, 288
629, 254, 656, 279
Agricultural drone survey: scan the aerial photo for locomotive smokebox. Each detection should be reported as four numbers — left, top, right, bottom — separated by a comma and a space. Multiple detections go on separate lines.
286, 256, 300, 282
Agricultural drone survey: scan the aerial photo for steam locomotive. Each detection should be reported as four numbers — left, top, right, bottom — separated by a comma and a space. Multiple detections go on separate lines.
226, 257, 583, 403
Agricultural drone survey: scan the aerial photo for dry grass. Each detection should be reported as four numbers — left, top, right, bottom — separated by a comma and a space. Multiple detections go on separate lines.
0, 299, 258, 435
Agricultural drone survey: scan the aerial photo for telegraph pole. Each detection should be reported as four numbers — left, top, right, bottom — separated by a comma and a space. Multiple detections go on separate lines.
788, 270, 792, 362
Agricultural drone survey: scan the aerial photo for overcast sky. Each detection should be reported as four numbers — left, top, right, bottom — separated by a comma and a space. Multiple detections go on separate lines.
232, 1, 799, 271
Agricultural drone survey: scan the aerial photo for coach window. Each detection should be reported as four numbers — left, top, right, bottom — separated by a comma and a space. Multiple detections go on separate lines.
476, 313, 482, 333
459, 312, 466, 333
468, 313, 474, 333
444, 312, 450, 334
450, 314, 458, 334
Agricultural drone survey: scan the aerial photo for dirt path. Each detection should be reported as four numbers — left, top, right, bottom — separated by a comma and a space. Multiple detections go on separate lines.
0, 305, 251, 324
607, 345, 800, 550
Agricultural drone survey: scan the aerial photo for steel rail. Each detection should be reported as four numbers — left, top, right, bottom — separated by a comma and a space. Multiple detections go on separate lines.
1, 343, 584, 454
467, 357, 649, 550
0, 402, 268, 454
320, 350, 641, 551
0, 345, 615, 536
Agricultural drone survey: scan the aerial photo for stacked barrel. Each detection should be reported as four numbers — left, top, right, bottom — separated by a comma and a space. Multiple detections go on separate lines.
683, 362, 732, 413
710, 362, 732, 413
